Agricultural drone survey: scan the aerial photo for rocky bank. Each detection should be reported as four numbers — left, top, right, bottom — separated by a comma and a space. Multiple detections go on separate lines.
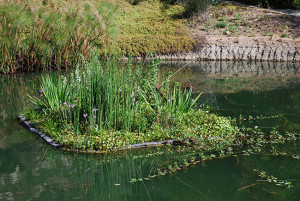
155, 44, 299, 61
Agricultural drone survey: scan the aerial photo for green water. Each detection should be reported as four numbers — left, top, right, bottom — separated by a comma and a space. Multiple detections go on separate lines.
0, 61, 299, 201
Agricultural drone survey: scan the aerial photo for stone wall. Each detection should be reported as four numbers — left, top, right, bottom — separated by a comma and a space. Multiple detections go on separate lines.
155, 45, 300, 61
160, 60, 300, 78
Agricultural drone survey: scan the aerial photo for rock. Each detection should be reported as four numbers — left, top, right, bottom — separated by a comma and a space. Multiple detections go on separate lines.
224, 31, 230, 35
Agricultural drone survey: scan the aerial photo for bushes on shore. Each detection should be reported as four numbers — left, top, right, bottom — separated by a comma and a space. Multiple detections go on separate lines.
0, 0, 197, 74
0, 1, 116, 74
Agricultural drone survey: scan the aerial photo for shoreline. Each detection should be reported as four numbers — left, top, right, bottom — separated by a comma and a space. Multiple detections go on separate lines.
130, 43, 300, 62
155, 44, 299, 62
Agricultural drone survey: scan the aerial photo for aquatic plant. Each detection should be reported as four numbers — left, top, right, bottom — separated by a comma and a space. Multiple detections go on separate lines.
253, 169, 293, 188
24, 54, 239, 151
129, 129, 300, 183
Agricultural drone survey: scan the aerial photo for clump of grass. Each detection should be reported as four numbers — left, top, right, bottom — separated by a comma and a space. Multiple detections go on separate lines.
228, 24, 236, 33
263, 14, 269, 20
112, 0, 196, 56
0, 1, 116, 74
281, 33, 288, 38
264, 30, 269, 36
0, 0, 199, 73
181, 0, 212, 17
215, 21, 228, 28
25, 54, 239, 151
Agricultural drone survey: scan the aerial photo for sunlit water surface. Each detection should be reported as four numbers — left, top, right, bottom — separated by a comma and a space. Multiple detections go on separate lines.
0, 61, 299, 201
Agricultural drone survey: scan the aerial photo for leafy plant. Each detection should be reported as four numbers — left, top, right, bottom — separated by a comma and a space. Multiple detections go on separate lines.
0, 2, 116, 73
25, 53, 239, 151
228, 24, 236, 33
181, 0, 212, 17
215, 21, 228, 28
253, 169, 293, 188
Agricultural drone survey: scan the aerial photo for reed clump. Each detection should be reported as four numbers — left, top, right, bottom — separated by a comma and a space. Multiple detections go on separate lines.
24, 54, 239, 151
0, 0, 199, 74
0, 1, 116, 73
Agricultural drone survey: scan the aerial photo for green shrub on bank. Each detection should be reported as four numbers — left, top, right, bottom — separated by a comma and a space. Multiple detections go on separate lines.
0, 0, 199, 74
181, 0, 212, 17
25, 54, 239, 151
0, 2, 116, 74
112, 0, 197, 56
215, 21, 228, 28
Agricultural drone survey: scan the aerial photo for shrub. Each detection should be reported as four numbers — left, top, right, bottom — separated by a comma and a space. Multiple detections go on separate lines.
215, 21, 228, 28
181, 0, 212, 17
126, 0, 146, 5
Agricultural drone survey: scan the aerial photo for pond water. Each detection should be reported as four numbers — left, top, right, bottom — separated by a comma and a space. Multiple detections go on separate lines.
0, 61, 299, 201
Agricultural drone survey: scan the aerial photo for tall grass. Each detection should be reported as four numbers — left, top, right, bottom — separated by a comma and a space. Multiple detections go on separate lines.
1, 0, 200, 74
0, 1, 116, 74
30, 53, 201, 136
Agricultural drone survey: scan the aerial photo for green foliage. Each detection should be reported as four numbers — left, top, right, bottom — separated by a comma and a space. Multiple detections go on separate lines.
112, 0, 196, 57
126, 0, 146, 5
0, 1, 116, 73
293, 0, 300, 10
25, 55, 239, 151
0, 0, 199, 73
130, 131, 300, 182
30, 53, 201, 134
215, 20, 228, 28
253, 169, 293, 188
181, 0, 212, 17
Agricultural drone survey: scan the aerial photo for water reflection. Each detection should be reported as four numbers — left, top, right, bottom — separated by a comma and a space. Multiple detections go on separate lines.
1, 144, 296, 201
159, 61, 300, 93
160, 61, 299, 77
